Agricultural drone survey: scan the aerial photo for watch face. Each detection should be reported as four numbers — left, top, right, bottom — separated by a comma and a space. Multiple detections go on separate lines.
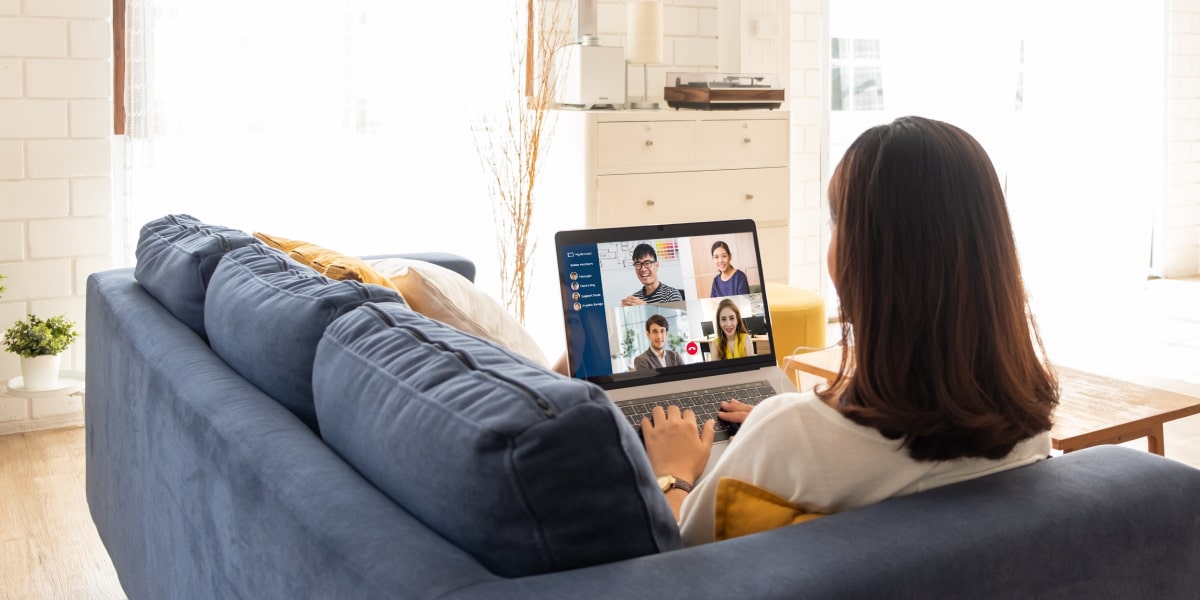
656, 475, 673, 492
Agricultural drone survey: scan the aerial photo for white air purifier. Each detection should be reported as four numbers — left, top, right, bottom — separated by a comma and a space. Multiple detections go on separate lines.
553, 0, 625, 109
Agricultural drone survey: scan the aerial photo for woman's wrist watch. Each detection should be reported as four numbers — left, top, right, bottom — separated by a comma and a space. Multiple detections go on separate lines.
656, 475, 693, 494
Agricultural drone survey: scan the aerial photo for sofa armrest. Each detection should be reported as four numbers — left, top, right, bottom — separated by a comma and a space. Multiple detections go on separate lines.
447, 445, 1200, 599
359, 252, 475, 283
86, 269, 496, 599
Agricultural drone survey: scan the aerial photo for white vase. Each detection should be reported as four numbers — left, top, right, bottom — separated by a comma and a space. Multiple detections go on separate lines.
20, 354, 61, 392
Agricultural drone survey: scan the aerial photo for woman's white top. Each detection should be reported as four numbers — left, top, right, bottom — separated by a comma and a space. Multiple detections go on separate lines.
678, 390, 1052, 546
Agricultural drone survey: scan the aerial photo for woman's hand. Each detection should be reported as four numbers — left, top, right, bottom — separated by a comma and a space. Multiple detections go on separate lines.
642, 405, 714, 485
718, 399, 756, 424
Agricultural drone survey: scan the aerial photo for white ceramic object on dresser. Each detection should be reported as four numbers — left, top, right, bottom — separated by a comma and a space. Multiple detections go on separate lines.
549, 109, 791, 284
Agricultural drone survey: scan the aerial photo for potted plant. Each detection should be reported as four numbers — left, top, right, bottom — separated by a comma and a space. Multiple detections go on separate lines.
3, 314, 79, 391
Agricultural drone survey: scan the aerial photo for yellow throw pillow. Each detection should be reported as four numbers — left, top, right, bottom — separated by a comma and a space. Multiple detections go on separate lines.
253, 232, 399, 292
365, 257, 550, 367
713, 477, 825, 541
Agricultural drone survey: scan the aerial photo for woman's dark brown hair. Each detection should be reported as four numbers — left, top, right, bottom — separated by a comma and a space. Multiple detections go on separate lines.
820, 116, 1058, 461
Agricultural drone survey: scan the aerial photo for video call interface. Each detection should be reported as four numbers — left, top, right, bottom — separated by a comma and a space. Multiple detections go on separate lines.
559, 230, 773, 383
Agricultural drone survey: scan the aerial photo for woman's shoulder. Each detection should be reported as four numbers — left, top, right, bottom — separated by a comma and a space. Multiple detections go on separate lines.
745, 390, 886, 438
743, 390, 825, 424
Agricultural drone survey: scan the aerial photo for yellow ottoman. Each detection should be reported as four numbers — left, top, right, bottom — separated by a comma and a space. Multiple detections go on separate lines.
764, 282, 828, 368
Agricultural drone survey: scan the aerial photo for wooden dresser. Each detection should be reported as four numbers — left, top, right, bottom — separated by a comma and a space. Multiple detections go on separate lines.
546, 109, 791, 283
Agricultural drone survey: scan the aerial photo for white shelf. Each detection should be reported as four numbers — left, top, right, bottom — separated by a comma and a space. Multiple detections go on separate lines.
3, 370, 85, 399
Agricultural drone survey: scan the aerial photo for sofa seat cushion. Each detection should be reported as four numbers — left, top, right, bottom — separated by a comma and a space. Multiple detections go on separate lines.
205, 245, 404, 430
313, 302, 681, 577
133, 214, 261, 340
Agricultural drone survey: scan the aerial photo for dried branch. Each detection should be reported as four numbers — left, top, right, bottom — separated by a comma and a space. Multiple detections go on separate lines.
474, 1, 569, 326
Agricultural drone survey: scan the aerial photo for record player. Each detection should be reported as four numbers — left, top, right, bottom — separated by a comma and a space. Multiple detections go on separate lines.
664, 73, 784, 110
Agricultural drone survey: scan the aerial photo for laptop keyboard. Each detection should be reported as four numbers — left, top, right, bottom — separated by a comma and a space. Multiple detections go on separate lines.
620, 380, 777, 443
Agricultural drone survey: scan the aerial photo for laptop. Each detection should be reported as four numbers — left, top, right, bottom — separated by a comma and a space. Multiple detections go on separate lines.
555, 219, 794, 453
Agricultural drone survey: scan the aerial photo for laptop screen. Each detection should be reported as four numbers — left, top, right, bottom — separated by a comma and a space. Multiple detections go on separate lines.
555, 220, 777, 389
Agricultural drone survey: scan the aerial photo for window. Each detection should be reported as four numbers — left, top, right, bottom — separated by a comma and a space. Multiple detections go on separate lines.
830, 38, 884, 112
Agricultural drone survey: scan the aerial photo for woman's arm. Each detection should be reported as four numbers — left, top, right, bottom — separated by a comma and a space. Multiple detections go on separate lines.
642, 405, 715, 522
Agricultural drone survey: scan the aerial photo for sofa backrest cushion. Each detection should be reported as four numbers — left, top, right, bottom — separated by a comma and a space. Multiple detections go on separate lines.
205, 245, 404, 431
133, 214, 261, 341
312, 302, 682, 577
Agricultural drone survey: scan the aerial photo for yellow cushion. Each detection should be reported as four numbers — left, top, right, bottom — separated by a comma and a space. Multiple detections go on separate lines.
252, 233, 548, 367
253, 232, 399, 291
764, 282, 827, 368
713, 477, 824, 541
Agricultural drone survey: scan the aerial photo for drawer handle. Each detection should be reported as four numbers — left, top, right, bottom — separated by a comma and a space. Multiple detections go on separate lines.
745, 194, 754, 201
645, 140, 654, 147
646, 199, 656, 207
743, 137, 752, 144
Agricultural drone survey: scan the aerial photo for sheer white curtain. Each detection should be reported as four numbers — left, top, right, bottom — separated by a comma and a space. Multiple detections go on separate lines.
119, 0, 516, 295
1005, 1, 1164, 335
826, 0, 1165, 347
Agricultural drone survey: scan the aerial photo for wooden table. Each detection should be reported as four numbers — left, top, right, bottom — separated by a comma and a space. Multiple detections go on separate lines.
784, 346, 1200, 456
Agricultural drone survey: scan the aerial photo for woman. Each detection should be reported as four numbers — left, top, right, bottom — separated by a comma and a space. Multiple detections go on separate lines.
712, 298, 754, 360
709, 241, 750, 298
642, 116, 1059, 545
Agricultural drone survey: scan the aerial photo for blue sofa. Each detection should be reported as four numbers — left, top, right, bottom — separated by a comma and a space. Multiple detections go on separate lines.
86, 216, 1200, 599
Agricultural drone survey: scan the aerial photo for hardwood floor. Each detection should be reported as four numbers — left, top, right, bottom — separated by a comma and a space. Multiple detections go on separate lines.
0, 427, 125, 600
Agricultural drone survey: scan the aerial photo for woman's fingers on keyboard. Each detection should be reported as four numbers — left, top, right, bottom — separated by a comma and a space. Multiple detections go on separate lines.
718, 398, 755, 423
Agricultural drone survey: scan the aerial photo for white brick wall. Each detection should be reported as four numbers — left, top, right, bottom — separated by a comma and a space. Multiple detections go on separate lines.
69, 19, 111, 59
0, 59, 21, 96
1168, 0, 1200, 277
592, 0, 721, 99
0, 18, 69, 56
0, 0, 111, 434
25, 0, 109, 19
788, 2, 823, 293
0, 179, 71, 218
0, 99, 69, 138
27, 59, 110, 97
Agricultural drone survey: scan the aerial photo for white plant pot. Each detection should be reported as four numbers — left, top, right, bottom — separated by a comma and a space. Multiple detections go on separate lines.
20, 354, 62, 392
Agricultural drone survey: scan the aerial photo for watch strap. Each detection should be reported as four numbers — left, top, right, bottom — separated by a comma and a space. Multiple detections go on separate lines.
658, 474, 694, 493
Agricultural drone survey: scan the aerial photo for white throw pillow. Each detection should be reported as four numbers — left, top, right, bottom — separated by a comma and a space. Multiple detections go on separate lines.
364, 258, 549, 367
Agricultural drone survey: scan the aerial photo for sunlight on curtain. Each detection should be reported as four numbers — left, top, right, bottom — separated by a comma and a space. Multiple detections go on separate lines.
1006, 1, 1163, 343
826, 0, 1164, 355
121, 0, 517, 302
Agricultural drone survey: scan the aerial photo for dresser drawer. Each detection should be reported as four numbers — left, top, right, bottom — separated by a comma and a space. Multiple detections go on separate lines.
593, 167, 789, 228
695, 119, 788, 167
595, 121, 695, 173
